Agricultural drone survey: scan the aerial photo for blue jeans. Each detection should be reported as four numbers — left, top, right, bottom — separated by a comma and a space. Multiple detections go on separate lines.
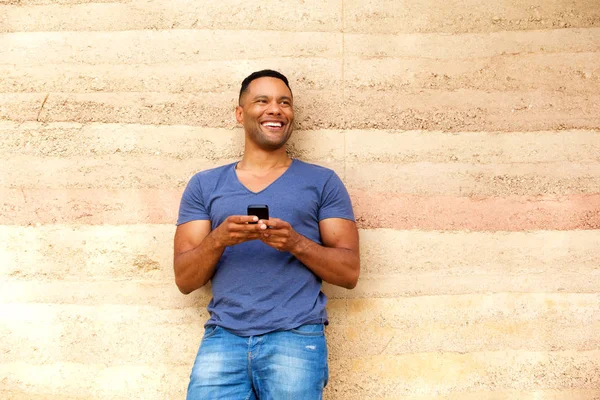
186, 324, 328, 400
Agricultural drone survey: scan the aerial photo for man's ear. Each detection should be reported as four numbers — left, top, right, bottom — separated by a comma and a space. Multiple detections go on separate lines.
235, 106, 244, 124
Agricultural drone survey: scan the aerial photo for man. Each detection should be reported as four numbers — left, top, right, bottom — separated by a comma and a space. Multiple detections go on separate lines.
174, 69, 360, 400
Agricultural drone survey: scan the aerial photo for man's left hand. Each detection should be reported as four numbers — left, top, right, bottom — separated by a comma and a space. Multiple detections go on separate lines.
258, 218, 303, 253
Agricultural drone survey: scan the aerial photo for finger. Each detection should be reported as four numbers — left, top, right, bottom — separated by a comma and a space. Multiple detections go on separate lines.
260, 227, 288, 237
230, 215, 259, 224
232, 232, 261, 243
257, 222, 269, 231
261, 234, 285, 245
260, 218, 288, 229
244, 233, 262, 241
261, 237, 286, 251
259, 218, 277, 227
260, 233, 276, 242
239, 223, 268, 232
229, 218, 261, 231
260, 237, 278, 248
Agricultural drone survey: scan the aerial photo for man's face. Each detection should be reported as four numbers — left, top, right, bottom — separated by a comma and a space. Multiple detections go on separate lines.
236, 77, 294, 151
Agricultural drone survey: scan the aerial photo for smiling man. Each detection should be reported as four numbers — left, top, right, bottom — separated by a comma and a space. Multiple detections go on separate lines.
174, 70, 360, 400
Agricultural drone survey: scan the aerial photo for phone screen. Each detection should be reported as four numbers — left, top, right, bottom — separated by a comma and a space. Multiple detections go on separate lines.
247, 204, 269, 223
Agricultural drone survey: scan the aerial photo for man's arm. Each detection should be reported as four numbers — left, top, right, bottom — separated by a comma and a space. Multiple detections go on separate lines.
173, 220, 223, 294
260, 218, 360, 289
173, 216, 263, 294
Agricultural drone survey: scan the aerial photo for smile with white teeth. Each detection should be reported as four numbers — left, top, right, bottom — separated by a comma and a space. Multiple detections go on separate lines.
262, 122, 283, 128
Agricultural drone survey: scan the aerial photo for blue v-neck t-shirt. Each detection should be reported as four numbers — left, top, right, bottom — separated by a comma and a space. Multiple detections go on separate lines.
177, 159, 355, 336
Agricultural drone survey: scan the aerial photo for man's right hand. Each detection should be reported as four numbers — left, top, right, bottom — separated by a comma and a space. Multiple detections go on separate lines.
174, 216, 267, 294
211, 215, 267, 247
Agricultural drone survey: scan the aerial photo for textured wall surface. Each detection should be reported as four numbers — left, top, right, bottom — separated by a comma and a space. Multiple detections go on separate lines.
1, 0, 599, 399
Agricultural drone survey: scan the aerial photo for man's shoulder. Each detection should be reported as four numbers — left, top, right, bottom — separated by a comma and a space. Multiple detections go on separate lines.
191, 162, 236, 183
293, 159, 336, 178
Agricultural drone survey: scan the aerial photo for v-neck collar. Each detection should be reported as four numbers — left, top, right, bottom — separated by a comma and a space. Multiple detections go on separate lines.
232, 158, 296, 195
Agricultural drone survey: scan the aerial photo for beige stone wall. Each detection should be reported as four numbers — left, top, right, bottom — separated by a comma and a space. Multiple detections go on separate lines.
1, 0, 599, 399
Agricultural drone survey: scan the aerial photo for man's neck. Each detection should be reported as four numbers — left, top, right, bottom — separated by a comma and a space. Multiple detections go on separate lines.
237, 147, 291, 171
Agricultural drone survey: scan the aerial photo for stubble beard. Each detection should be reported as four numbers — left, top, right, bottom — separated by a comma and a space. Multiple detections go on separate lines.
248, 123, 294, 151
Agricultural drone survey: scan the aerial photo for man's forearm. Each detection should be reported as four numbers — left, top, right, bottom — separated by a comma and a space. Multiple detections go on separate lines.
174, 232, 225, 294
291, 235, 359, 289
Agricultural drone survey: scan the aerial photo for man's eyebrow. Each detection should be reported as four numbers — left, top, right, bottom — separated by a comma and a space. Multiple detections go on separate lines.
251, 95, 293, 101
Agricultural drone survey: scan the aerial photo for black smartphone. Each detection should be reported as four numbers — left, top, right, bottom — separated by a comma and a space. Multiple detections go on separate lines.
247, 204, 269, 224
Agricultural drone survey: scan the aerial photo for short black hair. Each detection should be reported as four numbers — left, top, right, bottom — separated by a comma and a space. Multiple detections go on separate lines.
238, 69, 292, 105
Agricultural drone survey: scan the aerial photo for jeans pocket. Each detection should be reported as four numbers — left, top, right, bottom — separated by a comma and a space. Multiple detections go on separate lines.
203, 325, 220, 339
289, 323, 325, 337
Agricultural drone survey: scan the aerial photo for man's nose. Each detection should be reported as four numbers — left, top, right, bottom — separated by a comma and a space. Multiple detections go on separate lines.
266, 101, 282, 115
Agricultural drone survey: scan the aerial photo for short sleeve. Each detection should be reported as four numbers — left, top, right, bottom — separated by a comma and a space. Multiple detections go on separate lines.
177, 174, 210, 225
318, 172, 355, 222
